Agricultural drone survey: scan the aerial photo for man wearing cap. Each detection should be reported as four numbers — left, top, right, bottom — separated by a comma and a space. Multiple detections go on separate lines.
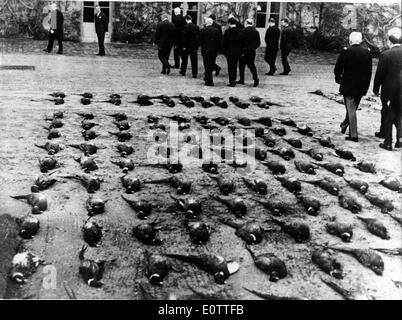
209, 14, 222, 76
279, 18, 295, 75
154, 14, 176, 75
264, 18, 280, 75
334, 31, 372, 142
237, 19, 260, 87
222, 17, 245, 87
198, 17, 222, 86
43, 3, 64, 54
172, 7, 186, 69
180, 15, 199, 78
94, 5, 108, 56
373, 27, 402, 150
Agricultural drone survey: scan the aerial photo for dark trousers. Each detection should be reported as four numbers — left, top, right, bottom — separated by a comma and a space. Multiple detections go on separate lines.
47, 30, 63, 53
226, 54, 240, 85
265, 48, 278, 72
97, 32, 105, 55
173, 45, 183, 67
383, 95, 402, 145
239, 50, 258, 81
180, 49, 198, 77
379, 103, 387, 135
281, 49, 291, 73
341, 95, 362, 138
158, 46, 172, 72
203, 53, 217, 84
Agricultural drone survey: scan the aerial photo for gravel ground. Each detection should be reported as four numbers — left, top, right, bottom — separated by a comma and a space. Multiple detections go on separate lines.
0, 42, 401, 300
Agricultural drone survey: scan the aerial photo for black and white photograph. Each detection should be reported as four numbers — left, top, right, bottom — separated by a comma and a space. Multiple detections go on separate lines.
0, 0, 401, 305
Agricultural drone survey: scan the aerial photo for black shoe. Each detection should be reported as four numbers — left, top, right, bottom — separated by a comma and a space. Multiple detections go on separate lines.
192, 75, 197, 78
254, 79, 259, 87
161, 70, 167, 74
266, 71, 275, 76
57, 51, 63, 54
395, 141, 402, 148
279, 71, 289, 75
179, 71, 185, 76
215, 67, 221, 76
375, 132, 385, 138
43, 49, 50, 53
166, 67, 171, 75
236, 80, 244, 85
345, 137, 358, 142
205, 82, 214, 87
379, 143, 392, 151
340, 123, 347, 134
227, 83, 236, 87
172, 65, 180, 69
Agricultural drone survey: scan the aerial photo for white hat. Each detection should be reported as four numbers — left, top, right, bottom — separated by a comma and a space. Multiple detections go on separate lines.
388, 27, 401, 41
205, 17, 213, 26
174, 7, 181, 15
50, 3, 57, 10
349, 31, 362, 45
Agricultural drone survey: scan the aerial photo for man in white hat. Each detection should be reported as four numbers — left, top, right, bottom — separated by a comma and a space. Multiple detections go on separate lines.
172, 7, 186, 69
43, 3, 64, 54
334, 31, 372, 142
373, 27, 402, 150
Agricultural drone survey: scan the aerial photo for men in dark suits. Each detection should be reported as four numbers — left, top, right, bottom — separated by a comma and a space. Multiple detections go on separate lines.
373, 27, 402, 150
198, 18, 222, 86
334, 32, 372, 142
180, 15, 199, 78
210, 14, 222, 76
172, 7, 186, 69
154, 14, 176, 75
279, 18, 295, 75
238, 19, 260, 87
222, 18, 245, 87
94, 5, 108, 56
264, 18, 280, 75
44, 3, 64, 54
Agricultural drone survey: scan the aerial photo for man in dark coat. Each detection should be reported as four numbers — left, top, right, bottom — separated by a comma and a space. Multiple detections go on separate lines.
94, 5, 108, 56
154, 14, 176, 74
44, 3, 64, 54
222, 17, 245, 87
334, 31, 372, 142
279, 18, 295, 75
198, 17, 222, 86
264, 18, 280, 75
373, 27, 402, 150
238, 19, 260, 87
172, 7, 186, 69
180, 15, 199, 78
210, 14, 222, 76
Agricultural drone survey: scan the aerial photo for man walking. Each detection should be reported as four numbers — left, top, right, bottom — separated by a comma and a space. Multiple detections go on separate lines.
209, 14, 222, 76
238, 19, 260, 87
373, 27, 402, 150
94, 5, 108, 56
279, 18, 295, 75
43, 3, 64, 54
334, 31, 372, 142
198, 18, 222, 86
180, 15, 199, 78
264, 18, 280, 75
154, 14, 176, 75
172, 7, 186, 69
222, 18, 245, 87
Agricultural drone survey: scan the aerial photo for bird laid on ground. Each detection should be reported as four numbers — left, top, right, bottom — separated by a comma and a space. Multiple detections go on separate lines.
11, 251, 43, 284
297, 147, 324, 161
325, 221, 354, 242
191, 96, 205, 102
245, 245, 287, 282
276, 118, 297, 127
357, 216, 390, 240
31, 172, 57, 192
74, 112, 94, 120
10, 193, 48, 214
131, 95, 153, 106
78, 245, 107, 288
295, 124, 313, 136
313, 161, 344, 176
334, 148, 356, 161
219, 218, 265, 245
242, 147, 267, 161
314, 136, 335, 149
139, 162, 183, 174
296, 194, 321, 216
343, 177, 369, 194
81, 129, 99, 141
107, 112, 127, 121
202, 162, 218, 174
237, 117, 252, 127
132, 220, 162, 245
311, 249, 343, 279
144, 250, 170, 285
80, 97, 91, 105
212, 117, 230, 126
170, 195, 202, 219
209, 175, 235, 195
194, 115, 209, 125
328, 246, 384, 275
275, 176, 302, 194
213, 196, 247, 218
75, 92, 93, 99
233, 100, 250, 109
283, 138, 302, 148
121, 195, 152, 219
35, 141, 62, 155
111, 158, 134, 173
43, 127, 61, 140
364, 192, 394, 213
74, 155, 98, 173
120, 174, 142, 194
45, 117, 64, 128
70, 142, 104, 156
271, 127, 286, 136
250, 96, 262, 103
229, 96, 239, 104
86, 195, 108, 217
187, 221, 210, 244
49, 91, 65, 98
38, 156, 61, 173
81, 120, 98, 130
302, 176, 340, 196
255, 198, 296, 216
268, 147, 295, 161
338, 192, 362, 213
62, 174, 103, 193
144, 176, 192, 194
164, 253, 239, 284
108, 131, 132, 142
269, 217, 310, 243
294, 160, 317, 174
242, 177, 267, 195
379, 176, 402, 192
261, 160, 286, 175
260, 133, 276, 147
82, 220, 102, 247
253, 117, 272, 127
16, 215, 40, 239
114, 120, 131, 131
354, 160, 376, 174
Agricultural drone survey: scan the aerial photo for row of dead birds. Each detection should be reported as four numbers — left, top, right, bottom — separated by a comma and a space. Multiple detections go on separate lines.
10, 106, 402, 299
40, 91, 288, 110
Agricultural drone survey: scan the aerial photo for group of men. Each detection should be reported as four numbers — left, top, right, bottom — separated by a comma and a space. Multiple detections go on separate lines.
154, 8, 296, 87
334, 27, 402, 151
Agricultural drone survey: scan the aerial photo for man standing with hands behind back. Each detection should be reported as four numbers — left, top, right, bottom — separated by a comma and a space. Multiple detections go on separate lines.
154, 14, 176, 75
373, 27, 402, 150
172, 7, 186, 69
43, 3, 64, 54
95, 5, 108, 56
